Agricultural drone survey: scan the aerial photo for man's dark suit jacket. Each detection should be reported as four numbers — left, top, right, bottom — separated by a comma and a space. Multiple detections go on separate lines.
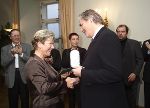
61, 47, 87, 68
122, 39, 144, 85
80, 27, 128, 108
142, 39, 150, 83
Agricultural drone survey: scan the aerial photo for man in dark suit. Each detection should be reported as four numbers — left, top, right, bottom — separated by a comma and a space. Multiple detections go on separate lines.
116, 24, 144, 108
142, 39, 150, 108
1, 29, 31, 108
67, 9, 128, 108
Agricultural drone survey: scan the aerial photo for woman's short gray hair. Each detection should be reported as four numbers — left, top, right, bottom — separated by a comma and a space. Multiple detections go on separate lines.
32, 29, 55, 49
34, 29, 55, 38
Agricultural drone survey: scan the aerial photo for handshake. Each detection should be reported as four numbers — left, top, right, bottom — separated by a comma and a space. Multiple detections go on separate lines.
60, 66, 82, 89
60, 71, 80, 89
65, 77, 80, 89
11, 45, 22, 55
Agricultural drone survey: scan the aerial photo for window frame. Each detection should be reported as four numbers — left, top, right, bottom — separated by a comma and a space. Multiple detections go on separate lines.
40, 0, 62, 50
40, 0, 60, 40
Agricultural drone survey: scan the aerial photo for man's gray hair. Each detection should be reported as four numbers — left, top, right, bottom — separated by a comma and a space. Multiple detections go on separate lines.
79, 9, 104, 24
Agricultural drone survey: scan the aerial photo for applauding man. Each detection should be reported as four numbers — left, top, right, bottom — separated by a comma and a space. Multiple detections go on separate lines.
1, 29, 31, 108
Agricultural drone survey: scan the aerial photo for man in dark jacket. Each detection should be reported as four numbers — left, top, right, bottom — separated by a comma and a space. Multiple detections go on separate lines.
67, 9, 128, 108
116, 24, 144, 108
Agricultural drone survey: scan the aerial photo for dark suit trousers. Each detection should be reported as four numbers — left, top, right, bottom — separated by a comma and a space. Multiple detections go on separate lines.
8, 68, 29, 108
125, 81, 139, 108
68, 85, 81, 108
144, 82, 150, 108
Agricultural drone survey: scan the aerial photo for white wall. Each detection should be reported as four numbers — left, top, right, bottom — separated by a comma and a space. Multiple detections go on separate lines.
19, 0, 41, 44
74, 0, 150, 49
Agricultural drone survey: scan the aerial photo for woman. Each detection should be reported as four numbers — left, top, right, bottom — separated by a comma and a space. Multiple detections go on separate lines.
142, 39, 150, 108
25, 29, 66, 108
61, 33, 87, 108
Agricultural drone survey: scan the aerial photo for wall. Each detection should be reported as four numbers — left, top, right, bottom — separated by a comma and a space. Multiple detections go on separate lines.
19, 0, 41, 44
0, 0, 40, 44
0, 0, 13, 28
74, 0, 147, 107
74, 0, 150, 49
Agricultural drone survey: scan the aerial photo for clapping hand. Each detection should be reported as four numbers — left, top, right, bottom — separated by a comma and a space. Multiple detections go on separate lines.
16, 45, 22, 55
11, 45, 22, 55
11, 47, 18, 55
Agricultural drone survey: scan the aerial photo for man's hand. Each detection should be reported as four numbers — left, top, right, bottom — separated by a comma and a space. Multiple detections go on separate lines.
16, 45, 22, 55
11, 45, 22, 55
11, 47, 17, 55
72, 66, 82, 77
128, 73, 136, 82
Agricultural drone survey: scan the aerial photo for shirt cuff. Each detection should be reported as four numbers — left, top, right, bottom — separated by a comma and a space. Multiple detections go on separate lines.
20, 53, 24, 57
148, 50, 150, 54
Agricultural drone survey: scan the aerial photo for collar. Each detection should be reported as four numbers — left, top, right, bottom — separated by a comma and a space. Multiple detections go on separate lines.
92, 24, 104, 39
12, 42, 21, 47
71, 46, 79, 50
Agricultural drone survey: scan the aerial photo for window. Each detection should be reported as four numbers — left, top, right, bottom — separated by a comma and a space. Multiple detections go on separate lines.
41, 0, 61, 49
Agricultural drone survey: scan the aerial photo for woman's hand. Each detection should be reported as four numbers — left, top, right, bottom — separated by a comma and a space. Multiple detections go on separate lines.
65, 77, 80, 89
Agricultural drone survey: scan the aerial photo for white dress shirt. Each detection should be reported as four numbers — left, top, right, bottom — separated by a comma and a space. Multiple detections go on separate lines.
12, 43, 19, 68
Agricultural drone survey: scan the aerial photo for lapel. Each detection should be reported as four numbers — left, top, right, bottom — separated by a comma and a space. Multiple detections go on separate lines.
87, 27, 106, 50
122, 39, 129, 57
122, 39, 133, 63
84, 27, 106, 60
93, 27, 106, 41
20, 43, 25, 51
9, 44, 13, 50
45, 60, 59, 76
34, 55, 58, 79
